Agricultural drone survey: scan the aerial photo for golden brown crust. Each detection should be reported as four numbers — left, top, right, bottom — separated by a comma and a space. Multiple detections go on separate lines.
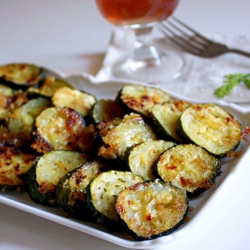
119, 85, 171, 117
98, 113, 157, 160
0, 146, 37, 187
31, 107, 91, 154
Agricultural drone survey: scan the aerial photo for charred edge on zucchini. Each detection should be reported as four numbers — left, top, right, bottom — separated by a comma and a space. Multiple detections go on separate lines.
151, 100, 191, 143
126, 140, 175, 180
93, 118, 122, 156
0, 145, 37, 191
157, 144, 221, 194
90, 99, 124, 124
52, 87, 96, 117
0, 85, 15, 121
31, 107, 87, 154
116, 84, 171, 117
0, 89, 28, 122
98, 113, 158, 161
86, 170, 144, 231
176, 103, 242, 157
0, 126, 31, 148
57, 160, 111, 220
116, 179, 189, 240
0, 63, 45, 90
26, 150, 88, 206
76, 124, 97, 156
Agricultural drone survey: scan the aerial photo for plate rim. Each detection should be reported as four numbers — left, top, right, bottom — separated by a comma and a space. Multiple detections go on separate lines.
0, 70, 250, 249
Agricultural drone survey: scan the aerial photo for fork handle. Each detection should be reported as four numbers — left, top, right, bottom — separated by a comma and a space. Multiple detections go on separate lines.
229, 48, 250, 58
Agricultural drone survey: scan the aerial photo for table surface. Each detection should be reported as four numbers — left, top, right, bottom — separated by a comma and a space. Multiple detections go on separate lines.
0, 1, 250, 250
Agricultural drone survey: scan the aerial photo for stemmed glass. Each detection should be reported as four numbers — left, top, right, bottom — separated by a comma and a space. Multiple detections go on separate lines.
95, 0, 185, 84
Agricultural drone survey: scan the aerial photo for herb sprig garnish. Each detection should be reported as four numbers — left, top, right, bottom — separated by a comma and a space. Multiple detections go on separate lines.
214, 73, 250, 98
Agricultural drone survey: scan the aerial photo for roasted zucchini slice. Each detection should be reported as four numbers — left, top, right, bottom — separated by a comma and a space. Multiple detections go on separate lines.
94, 118, 122, 154
117, 84, 171, 117
31, 107, 87, 154
57, 160, 110, 220
0, 63, 45, 89
157, 144, 220, 193
27, 76, 74, 98
177, 104, 242, 156
0, 88, 28, 121
52, 87, 96, 117
7, 97, 51, 140
152, 100, 191, 142
0, 85, 15, 117
0, 84, 15, 96
0, 94, 12, 121
0, 110, 7, 123
87, 170, 144, 230
6, 90, 28, 110
26, 150, 88, 206
0, 145, 37, 191
126, 140, 175, 180
116, 179, 189, 240
90, 99, 123, 123
98, 113, 157, 160
0, 126, 28, 148
95, 118, 122, 137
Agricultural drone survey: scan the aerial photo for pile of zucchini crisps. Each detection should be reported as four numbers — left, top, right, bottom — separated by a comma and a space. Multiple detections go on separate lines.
0, 63, 244, 240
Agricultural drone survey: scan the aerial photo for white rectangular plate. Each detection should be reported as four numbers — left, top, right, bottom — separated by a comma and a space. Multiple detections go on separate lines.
0, 70, 250, 249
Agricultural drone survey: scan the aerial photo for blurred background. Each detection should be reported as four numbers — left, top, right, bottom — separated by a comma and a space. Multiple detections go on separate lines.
1, 0, 249, 76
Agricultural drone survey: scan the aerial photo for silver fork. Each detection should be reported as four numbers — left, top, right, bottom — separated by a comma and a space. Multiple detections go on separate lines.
158, 16, 250, 58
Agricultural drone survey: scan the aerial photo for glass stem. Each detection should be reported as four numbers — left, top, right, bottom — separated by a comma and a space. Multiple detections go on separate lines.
129, 26, 161, 70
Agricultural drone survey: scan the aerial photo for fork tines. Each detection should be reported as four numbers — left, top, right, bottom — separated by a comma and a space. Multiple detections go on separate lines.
159, 16, 211, 55
159, 16, 250, 59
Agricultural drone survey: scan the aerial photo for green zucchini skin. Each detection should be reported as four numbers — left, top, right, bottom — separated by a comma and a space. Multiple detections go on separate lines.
86, 170, 144, 231
116, 179, 189, 240
126, 140, 175, 180
26, 164, 54, 206
0, 63, 45, 90
90, 99, 124, 124
151, 100, 191, 143
57, 160, 110, 220
116, 84, 171, 118
98, 112, 158, 161
157, 144, 220, 194
0, 145, 37, 191
26, 150, 88, 206
176, 103, 242, 157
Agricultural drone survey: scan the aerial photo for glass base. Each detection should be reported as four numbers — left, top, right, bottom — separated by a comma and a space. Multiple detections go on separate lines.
110, 49, 186, 84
